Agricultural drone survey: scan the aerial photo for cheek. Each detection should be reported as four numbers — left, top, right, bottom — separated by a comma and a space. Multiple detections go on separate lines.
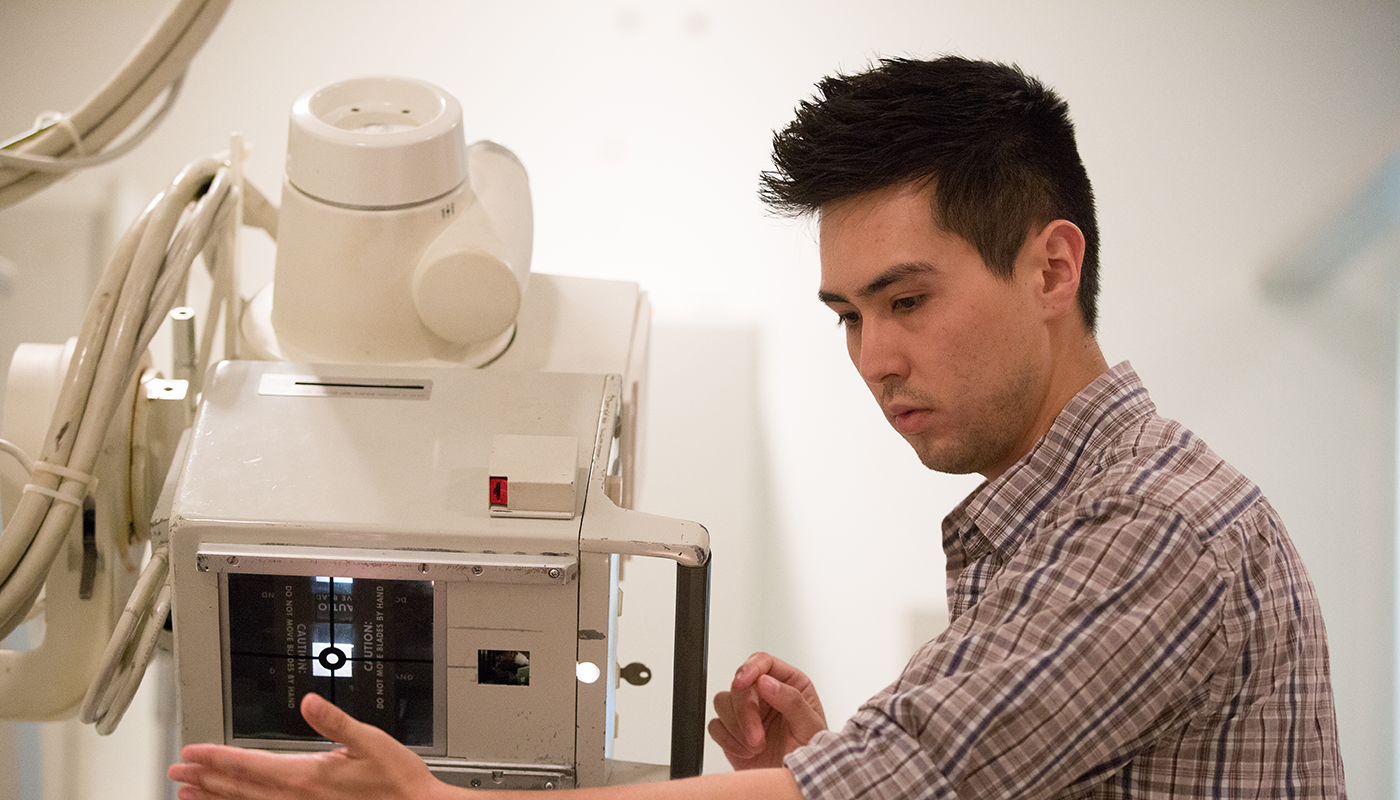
961, 292, 1026, 345
917, 311, 994, 387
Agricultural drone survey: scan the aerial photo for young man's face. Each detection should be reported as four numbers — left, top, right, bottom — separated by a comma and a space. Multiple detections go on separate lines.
818, 183, 1054, 480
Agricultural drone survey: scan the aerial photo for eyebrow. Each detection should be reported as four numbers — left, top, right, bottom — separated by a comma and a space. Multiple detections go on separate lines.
817, 261, 938, 305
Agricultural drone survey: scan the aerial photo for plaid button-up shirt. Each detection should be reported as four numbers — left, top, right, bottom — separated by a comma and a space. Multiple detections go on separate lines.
786, 363, 1344, 798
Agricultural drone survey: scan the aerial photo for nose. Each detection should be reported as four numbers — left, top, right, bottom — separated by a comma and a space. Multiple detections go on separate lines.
853, 316, 909, 387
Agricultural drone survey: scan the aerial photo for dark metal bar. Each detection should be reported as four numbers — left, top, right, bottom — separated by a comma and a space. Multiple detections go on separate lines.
670, 557, 711, 779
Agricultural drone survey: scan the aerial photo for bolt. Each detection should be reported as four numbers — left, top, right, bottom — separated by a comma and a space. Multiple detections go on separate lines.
548, 568, 561, 580
470, 779, 481, 788
544, 782, 555, 790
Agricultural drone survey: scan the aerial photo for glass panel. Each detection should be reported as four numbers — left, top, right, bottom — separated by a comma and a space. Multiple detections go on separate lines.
226, 574, 434, 746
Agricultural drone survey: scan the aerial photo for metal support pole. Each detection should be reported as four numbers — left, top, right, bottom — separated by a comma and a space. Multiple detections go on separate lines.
670, 557, 711, 779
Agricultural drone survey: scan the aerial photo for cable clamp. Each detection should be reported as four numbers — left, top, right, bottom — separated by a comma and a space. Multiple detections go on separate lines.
33, 111, 87, 157
23, 461, 98, 507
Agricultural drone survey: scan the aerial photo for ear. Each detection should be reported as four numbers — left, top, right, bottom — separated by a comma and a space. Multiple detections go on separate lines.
1031, 219, 1085, 323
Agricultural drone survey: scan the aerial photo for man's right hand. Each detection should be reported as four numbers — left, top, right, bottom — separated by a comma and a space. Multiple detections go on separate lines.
707, 652, 828, 771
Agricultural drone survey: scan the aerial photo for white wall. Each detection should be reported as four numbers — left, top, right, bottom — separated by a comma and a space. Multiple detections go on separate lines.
2, 1, 1399, 797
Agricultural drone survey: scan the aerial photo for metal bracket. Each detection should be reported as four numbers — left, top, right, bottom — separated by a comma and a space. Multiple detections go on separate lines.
195, 544, 577, 586
578, 375, 709, 568
578, 375, 711, 779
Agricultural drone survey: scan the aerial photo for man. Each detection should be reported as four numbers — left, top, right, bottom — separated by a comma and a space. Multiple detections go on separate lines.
170, 56, 1345, 799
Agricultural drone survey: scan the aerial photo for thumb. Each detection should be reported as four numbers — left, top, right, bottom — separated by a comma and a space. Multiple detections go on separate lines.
301, 693, 376, 749
756, 675, 826, 744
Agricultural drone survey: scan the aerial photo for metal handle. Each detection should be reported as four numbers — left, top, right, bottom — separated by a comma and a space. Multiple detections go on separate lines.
670, 559, 710, 779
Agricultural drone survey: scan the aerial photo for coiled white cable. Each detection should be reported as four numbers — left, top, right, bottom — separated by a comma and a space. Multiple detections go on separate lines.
0, 0, 231, 209
0, 156, 235, 643
0, 74, 186, 174
79, 545, 171, 734
0, 442, 46, 627
78, 157, 262, 731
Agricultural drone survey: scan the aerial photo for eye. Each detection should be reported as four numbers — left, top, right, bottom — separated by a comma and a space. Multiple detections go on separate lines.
892, 295, 923, 313
833, 309, 860, 328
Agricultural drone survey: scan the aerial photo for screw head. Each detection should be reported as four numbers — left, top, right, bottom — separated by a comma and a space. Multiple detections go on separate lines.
471, 565, 483, 576
548, 568, 561, 580
226, 556, 239, 566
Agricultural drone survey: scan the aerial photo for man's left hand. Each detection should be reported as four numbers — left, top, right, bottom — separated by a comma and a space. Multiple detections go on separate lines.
168, 693, 453, 800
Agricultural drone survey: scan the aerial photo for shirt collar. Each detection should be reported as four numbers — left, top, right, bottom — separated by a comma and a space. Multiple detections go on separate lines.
943, 361, 1156, 562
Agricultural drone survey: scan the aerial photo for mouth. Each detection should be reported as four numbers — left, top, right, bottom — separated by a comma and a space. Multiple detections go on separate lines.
885, 404, 932, 435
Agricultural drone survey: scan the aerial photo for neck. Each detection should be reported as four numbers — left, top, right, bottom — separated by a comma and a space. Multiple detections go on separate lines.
1047, 335, 1111, 418
1034, 330, 1111, 446
982, 332, 1109, 482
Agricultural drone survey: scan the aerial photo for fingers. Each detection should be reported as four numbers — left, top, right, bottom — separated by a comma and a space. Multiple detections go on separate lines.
731, 652, 776, 690
728, 653, 817, 742
173, 769, 260, 800
176, 783, 222, 800
708, 692, 771, 771
732, 652, 812, 693
706, 713, 748, 756
301, 693, 376, 749
709, 689, 763, 758
725, 653, 782, 749
718, 679, 770, 753
709, 652, 830, 771
174, 743, 309, 798
755, 674, 826, 744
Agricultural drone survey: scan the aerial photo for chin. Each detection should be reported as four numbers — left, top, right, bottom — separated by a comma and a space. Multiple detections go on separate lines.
909, 436, 997, 476
913, 448, 976, 475
922, 460, 983, 476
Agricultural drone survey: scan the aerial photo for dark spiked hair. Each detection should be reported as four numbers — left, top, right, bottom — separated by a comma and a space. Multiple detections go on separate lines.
761, 56, 1100, 331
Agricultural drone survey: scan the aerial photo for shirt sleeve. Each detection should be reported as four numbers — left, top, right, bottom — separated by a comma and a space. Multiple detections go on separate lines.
784, 495, 1235, 799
